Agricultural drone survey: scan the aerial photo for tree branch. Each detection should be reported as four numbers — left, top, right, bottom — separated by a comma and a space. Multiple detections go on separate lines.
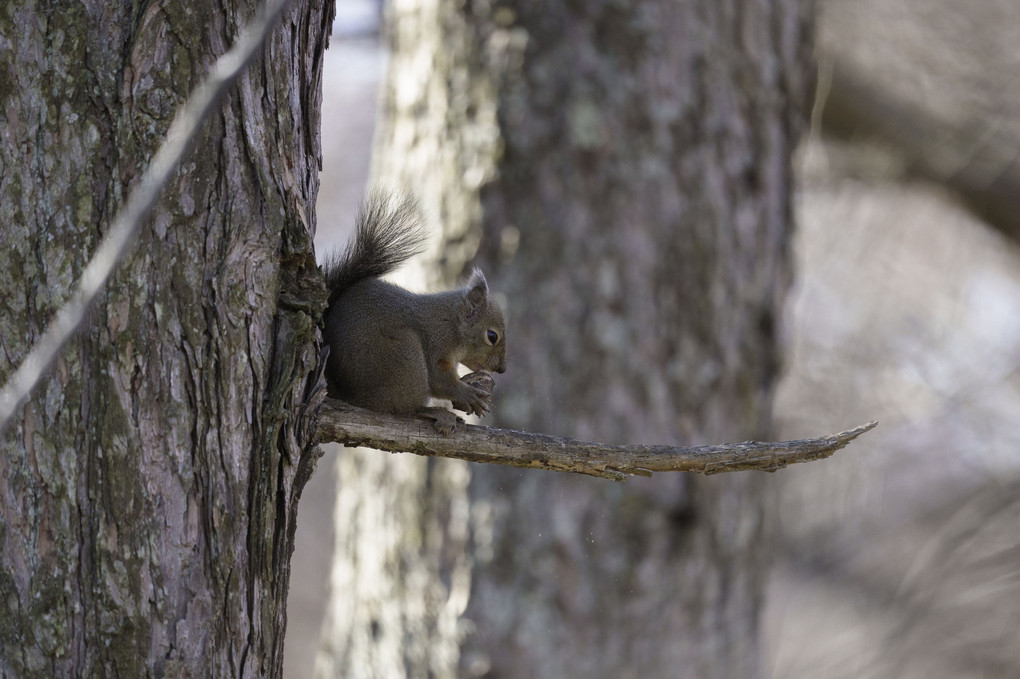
820, 58, 1020, 240
314, 399, 877, 481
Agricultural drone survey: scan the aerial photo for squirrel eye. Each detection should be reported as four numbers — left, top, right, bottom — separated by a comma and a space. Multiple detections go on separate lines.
486, 329, 499, 345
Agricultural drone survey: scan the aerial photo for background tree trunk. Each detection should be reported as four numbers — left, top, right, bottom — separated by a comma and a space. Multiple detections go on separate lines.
0, 0, 333, 675
318, 0, 814, 677
460, 2, 812, 676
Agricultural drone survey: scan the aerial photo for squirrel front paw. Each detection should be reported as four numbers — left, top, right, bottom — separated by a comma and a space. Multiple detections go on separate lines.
451, 371, 494, 417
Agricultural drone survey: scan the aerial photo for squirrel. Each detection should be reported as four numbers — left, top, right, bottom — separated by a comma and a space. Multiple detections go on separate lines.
320, 193, 507, 435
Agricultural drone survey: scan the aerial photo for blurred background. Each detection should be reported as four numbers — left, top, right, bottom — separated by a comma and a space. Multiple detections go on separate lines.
288, 0, 1020, 676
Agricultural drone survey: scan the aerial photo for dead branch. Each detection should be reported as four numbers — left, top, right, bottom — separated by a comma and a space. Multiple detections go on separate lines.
314, 399, 877, 481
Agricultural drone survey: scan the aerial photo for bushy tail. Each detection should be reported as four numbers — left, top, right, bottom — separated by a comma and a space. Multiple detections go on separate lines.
322, 192, 428, 304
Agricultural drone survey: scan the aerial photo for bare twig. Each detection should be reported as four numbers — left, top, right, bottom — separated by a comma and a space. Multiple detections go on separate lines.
315, 399, 877, 480
0, 0, 293, 430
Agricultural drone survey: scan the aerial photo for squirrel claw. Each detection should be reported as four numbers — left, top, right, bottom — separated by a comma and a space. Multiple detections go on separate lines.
453, 371, 494, 417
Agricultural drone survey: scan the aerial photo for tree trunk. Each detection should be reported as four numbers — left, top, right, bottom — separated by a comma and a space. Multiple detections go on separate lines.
319, 0, 814, 677
0, 1, 333, 676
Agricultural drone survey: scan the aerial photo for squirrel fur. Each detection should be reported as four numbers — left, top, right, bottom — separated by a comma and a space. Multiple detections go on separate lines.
321, 193, 507, 434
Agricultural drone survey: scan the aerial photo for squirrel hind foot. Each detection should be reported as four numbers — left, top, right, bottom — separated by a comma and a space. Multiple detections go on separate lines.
418, 407, 463, 436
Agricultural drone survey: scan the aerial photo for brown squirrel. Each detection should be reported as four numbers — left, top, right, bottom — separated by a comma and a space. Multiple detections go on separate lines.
321, 193, 507, 435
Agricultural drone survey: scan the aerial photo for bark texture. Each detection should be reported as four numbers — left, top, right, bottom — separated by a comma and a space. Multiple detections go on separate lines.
462, 4, 814, 677
0, 0, 333, 676
316, 400, 875, 479
318, 0, 814, 677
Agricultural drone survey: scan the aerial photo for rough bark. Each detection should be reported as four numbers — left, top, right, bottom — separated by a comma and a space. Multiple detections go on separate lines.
318, 0, 814, 677
0, 0, 333, 676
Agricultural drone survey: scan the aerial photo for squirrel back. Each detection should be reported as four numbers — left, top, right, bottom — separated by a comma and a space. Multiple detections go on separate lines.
320, 192, 507, 434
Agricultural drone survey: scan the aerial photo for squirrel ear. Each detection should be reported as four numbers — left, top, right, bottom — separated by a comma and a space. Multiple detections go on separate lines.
466, 268, 488, 292
463, 268, 489, 320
